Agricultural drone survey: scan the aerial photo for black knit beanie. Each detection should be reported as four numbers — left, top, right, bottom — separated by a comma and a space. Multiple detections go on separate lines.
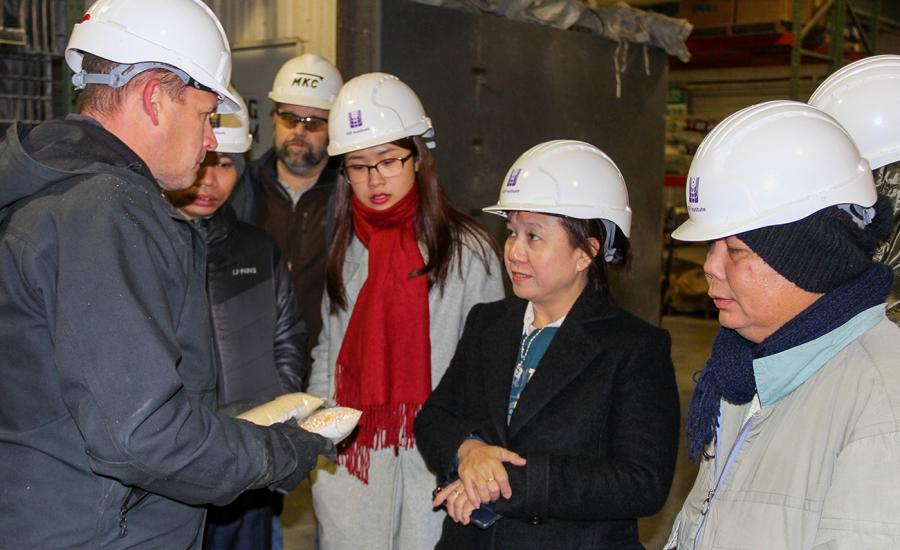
738, 194, 894, 293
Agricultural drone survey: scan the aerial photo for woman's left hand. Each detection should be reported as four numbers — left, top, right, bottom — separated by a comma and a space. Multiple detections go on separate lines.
456, 439, 526, 508
433, 479, 477, 524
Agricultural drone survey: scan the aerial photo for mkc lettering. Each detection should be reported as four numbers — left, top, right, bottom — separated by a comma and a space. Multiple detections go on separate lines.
688, 176, 700, 204
349, 110, 363, 129
506, 168, 522, 187
292, 72, 323, 88
232, 267, 258, 276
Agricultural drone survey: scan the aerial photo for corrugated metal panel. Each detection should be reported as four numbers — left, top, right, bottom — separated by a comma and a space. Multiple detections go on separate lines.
204, 0, 337, 62
1, 0, 68, 132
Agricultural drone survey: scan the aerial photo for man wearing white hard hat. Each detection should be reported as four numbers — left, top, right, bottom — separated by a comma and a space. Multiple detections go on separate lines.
0, 2, 333, 547
810, 54, 900, 324
665, 101, 900, 549
166, 88, 308, 550
231, 53, 343, 365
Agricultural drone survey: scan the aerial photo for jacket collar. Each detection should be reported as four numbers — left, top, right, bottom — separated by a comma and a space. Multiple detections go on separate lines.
1, 116, 156, 208
199, 203, 237, 246
753, 304, 885, 407
0, 116, 188, 224
483, 286, 618, 443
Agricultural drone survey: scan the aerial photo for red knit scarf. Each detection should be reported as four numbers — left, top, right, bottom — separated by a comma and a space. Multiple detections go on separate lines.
335, 187, 431, 483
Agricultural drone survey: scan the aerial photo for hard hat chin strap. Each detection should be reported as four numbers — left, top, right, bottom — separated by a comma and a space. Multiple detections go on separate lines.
422, 128, 436, 150
72, 61, 190, 90
837, 203, 876, 229
71, 61, 221, 103
601, 219, 618, 263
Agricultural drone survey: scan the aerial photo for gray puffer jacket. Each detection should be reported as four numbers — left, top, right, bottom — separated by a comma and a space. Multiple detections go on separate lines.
199, 203, 308, 412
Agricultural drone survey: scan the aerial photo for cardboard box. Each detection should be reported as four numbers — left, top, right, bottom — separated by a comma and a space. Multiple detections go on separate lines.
679, 0, 735, 28
735, 0, 822, 25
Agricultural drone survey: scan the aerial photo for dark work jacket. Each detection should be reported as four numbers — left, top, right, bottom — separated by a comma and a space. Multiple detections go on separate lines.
229, 147, 338, 358
414, 287, 680, 550
874, 161, 900, 323
198, 203, 308, 412
0, 118, 317, 549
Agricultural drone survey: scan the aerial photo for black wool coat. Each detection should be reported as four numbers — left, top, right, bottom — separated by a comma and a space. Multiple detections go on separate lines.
414, 287, 680, 550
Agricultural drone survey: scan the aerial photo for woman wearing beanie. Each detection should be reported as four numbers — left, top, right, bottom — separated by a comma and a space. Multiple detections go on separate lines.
665, 101, 900, 550
415, 141, 680, 549
306, 73, 504, 549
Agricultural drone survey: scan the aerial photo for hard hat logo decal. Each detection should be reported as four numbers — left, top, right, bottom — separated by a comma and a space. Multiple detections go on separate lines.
688, 176, 700, 204
349, 110, 363, 129
291, 72, 323, 89
506, 169, 522, 187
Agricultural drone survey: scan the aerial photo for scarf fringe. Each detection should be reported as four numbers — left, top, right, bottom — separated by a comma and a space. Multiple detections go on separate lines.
336, 402, 422, 484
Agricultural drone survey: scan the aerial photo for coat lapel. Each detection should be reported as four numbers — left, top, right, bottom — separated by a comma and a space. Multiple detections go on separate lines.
507, 289, 617, 439
481, 298, 527, 448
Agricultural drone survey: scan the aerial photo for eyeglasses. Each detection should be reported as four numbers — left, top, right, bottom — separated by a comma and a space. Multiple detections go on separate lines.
274, 111, 328, 132
342, 153, 414, 184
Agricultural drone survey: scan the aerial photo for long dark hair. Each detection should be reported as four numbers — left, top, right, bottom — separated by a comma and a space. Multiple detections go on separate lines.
558, 216, 631, 293
326, 136, 499, 312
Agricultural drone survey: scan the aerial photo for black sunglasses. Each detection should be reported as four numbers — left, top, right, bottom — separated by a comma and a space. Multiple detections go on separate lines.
274, 111, 328, 132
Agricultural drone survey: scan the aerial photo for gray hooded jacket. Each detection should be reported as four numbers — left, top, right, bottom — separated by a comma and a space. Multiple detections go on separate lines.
0, 117, 324, 549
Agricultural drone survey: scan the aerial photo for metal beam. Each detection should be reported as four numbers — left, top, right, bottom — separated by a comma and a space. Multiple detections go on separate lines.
790, 0, 807, 99
337, 0, 382, 77
828, 0, 847, 72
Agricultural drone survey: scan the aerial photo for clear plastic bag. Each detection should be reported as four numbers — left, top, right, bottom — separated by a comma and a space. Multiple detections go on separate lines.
236, 392, 325, 426
298, 406, 362, 444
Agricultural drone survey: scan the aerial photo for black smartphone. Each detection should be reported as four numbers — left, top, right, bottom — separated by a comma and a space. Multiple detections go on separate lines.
469, 502, 501, 529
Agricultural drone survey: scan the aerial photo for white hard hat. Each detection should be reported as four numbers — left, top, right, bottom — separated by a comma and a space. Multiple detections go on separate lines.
268, 54, 343, 110
672, 100, 876, 242
65, 0, 240, 113
483, 140, 632, 237
213, 86, 252, 154
327, 73, 434, 156
809, 55, 900, 169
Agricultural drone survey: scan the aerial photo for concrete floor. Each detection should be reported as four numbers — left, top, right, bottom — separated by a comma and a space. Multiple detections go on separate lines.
637, 315, 718, 549
280, 315, 720, 550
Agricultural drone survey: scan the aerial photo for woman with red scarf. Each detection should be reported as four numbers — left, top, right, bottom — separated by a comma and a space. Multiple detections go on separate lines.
306, 73, 505, 549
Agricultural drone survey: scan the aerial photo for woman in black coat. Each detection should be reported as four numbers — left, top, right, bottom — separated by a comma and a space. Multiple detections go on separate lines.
414, 140, 680, 549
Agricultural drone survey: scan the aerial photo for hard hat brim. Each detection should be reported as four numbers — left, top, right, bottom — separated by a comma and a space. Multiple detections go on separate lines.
482, 203, 632, 238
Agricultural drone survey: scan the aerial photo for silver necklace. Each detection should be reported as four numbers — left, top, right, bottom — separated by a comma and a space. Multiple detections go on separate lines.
519, 326, 547, 363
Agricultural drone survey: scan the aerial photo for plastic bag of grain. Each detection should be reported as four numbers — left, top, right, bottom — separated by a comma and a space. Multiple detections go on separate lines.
237, 392, 325, 426
298, 407, 362, 444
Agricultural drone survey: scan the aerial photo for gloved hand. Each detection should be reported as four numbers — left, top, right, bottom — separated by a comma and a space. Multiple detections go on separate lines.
265, 421, 336, 495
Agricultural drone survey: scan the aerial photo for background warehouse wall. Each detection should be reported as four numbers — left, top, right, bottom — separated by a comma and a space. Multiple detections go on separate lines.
340, 0, 669, 323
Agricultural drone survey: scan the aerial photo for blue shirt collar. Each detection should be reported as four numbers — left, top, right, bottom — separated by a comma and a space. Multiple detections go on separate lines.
753, 304, 885, 408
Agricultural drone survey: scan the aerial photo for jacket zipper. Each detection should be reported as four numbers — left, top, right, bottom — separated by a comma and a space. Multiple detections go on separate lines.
118, 488, 150, 538
692, 414, 756, 550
